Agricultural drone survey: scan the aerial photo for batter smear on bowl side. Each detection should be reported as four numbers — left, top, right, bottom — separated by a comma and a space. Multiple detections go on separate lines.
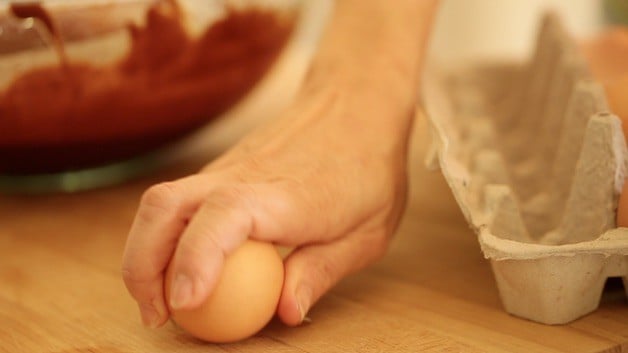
0, 0, 294, 174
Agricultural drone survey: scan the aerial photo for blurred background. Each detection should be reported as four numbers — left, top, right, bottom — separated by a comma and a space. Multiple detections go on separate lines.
430, 0, 612, 63
1, 0, 626, 192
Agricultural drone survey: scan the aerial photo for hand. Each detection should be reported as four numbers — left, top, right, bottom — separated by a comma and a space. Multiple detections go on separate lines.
121, 79, 415, 328
121, 0, 437, 331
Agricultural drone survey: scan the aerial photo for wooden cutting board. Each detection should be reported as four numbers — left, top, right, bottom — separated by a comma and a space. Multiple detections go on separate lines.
0, 113, 627, 353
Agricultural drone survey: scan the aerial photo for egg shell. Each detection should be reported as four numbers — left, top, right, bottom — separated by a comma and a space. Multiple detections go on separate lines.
165, 240, 284, 343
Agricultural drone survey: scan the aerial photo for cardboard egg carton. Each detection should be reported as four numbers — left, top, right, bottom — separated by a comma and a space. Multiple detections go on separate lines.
423, 13, 628, 325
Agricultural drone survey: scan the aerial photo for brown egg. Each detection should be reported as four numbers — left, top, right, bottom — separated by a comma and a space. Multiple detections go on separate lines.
580, 27, 628, 82
165, 240, 284, 343
604, 76, 628, 137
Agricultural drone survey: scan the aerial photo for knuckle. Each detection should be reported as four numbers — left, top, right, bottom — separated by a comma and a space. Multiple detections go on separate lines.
138, 182, 183, 221
120, 255, 154, 284
121, 256, 153, 285
120, 268, 158, 303
121, 267, 139, 286
121, 266, 147, 294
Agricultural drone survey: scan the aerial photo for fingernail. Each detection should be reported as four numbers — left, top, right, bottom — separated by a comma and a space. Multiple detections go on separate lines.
140, 303, 161, 329
170, 274, 194, 309
295, 286, 312, 323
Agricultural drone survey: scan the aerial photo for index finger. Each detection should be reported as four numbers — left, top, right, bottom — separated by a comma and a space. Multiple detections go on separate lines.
121, 174, 214, 327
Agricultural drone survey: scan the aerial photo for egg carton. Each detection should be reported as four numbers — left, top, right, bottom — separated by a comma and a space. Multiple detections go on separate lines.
423, 13, 628, 325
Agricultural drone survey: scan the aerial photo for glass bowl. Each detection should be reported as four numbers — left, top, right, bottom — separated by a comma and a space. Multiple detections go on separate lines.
0, 0, 298, 192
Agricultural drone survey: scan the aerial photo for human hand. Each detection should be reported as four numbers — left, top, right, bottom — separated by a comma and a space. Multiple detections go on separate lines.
121, 78, 415, 328
121, 0, 437, 331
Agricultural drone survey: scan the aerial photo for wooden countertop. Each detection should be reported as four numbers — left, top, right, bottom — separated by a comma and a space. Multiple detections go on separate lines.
1, 112, 627, 353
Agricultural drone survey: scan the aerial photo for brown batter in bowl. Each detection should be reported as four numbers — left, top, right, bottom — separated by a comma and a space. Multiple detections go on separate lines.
0, 0, 294, 175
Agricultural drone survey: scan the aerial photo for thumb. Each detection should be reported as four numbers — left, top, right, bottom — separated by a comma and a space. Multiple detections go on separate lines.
277, 232, 387, 326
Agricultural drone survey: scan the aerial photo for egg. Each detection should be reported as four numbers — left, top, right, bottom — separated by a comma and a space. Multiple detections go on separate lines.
580, 27, 628, 82
605, 76, 628, 137
165, 240, 284, 343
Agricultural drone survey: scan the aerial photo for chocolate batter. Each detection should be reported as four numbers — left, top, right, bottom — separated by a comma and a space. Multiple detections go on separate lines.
0, 0, 293, 174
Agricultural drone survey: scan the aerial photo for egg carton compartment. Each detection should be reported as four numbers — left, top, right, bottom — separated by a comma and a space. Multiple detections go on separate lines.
424, 13, 628, 325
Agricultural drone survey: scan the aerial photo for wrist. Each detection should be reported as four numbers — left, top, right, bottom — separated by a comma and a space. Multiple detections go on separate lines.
283, 69, 415, 165
291, 0, 438, 141
297, 56, 418, 137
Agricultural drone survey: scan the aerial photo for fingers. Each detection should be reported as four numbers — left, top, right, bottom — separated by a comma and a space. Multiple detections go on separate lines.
123, 165, 391, 329
148, 178, 356, 312
277, 231, 389, 326
121, 173, 331, 327
167, 186, 256, 310
121, 174, 215, 328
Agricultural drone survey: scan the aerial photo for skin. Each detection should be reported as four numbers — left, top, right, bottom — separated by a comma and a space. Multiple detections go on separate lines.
122, 0, 439, 329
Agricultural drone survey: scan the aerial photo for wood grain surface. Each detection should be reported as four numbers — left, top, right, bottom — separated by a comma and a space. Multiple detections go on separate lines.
0, 113, 627, 353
